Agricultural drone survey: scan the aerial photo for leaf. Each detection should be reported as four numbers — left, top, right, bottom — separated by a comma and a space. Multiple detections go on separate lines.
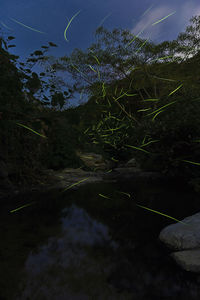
7, 36, 15, 40
48, 42, 58, 47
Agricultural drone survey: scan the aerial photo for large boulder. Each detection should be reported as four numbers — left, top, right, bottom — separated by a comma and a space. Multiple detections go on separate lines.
171, 250, 200, 273
76, 151, 111, 171
159, 212, 200, 250
39, 167, 106, 192
159, 212, 200, 273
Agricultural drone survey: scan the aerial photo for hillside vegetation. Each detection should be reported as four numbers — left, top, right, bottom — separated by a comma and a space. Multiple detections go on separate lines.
0, 15, 200, 192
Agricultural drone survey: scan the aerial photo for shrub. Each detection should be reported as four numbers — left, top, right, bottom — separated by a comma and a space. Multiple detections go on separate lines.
40, 117, 83, 170
126, 93, 200, 181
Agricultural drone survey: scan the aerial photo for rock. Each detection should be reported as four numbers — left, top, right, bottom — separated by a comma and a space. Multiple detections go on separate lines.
171, 250, 200, 273
104, 168, 166, 184
38, 167, 106, 192
61, 168, 85, 174
159, 212, 200, 250
76, 151, 109, 171
159, 212, 200, 273
125, 158, 141, 169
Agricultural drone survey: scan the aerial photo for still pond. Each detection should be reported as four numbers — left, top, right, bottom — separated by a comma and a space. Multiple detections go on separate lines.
1, 176, 200, 300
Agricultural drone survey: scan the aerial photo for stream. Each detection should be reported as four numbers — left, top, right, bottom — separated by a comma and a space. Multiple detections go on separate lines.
1, 176, 200, 299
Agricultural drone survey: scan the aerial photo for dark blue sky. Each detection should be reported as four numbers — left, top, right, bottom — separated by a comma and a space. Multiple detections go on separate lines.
1, 0, 200, 108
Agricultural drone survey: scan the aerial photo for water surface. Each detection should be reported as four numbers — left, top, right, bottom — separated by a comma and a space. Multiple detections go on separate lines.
1, 177, 200, 299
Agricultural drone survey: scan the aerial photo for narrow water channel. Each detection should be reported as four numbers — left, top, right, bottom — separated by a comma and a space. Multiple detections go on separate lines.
1, 177, 200, 299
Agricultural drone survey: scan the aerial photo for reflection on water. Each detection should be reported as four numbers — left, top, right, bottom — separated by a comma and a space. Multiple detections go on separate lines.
16, 204, 127, 300
2, 179, 200, 300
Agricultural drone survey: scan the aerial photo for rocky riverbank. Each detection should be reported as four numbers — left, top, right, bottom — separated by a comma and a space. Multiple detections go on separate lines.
0, 152, 170, 200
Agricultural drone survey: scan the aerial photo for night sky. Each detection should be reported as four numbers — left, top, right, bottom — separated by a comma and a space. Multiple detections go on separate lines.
1, 0, 200, 108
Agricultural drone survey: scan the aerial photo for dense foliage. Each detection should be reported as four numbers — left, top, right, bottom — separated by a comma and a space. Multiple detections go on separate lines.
0, 14, 200, 191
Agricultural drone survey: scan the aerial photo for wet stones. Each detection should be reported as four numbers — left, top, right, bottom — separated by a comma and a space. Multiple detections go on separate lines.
159, 212, 200, 273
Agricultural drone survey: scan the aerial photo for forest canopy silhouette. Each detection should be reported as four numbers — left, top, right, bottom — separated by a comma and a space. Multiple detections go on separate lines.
0, 14, 200, 192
